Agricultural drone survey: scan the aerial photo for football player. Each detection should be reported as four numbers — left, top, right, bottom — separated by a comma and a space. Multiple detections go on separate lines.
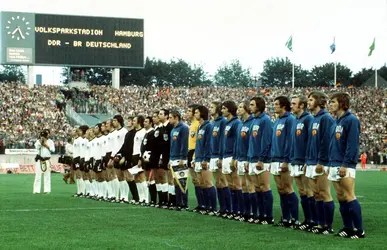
329, 92, 364, 239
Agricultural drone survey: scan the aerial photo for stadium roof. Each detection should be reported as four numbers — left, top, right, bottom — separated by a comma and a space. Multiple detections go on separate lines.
362, 73, 387, 87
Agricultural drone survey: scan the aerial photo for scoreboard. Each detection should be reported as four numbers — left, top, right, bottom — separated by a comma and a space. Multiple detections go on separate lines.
0, 11, 144, 68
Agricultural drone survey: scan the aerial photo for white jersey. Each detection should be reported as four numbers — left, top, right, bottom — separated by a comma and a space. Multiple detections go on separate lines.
106, 130, 115, 154
112, 127, 128, 156
35, 139, 55, 158
73, 137, 81, 158
79, 137, 88, 159
94, 136, 103, 161
65, 142, 73, 157
133, 128, 146, 156
100, 134, 109, 157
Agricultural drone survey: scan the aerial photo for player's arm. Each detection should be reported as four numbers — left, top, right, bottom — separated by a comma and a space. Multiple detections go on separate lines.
35, 140, 42, 150
203, 124, 213, 163
218, 120, 226, 161
283, 117, 295, 163
180, 126, 189, 160
343, 118, 360, 167
48, 140, 55, 153
318, 116, 334, 165
259, 118, 273, 162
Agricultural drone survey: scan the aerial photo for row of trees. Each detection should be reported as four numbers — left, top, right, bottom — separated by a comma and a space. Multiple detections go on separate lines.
2, 57, 387, 87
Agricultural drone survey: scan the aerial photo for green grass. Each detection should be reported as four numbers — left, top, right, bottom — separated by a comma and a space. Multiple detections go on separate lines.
0, 172, 386, 250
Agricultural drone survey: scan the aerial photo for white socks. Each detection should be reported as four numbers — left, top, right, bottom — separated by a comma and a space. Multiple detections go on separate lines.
112, 178, 120, 199
136, 182, 143, 202
119, 181, 129, 201
168, 185, 175, 195
102, 181, 108, 198
142, 182, 149, 203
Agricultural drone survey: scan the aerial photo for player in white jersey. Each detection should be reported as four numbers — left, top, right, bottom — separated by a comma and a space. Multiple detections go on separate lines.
73, 125, 89, 197
93, 123, 107, 201
105, 120, 119, 202
110, 115, 128, 203
132, 115, 147, 204
100, 122, 111, 201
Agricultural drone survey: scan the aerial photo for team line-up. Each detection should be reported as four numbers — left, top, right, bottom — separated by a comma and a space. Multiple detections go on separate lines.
63, 91, 364, 240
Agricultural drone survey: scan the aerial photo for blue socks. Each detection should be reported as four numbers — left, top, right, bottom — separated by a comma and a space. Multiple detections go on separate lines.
288, 192, 299, 221
263, 190, 273, 218
250, 192, 258, 217
300, 195, 310, 222
175, 185, 182, 206
194, 186, 204, 208
208, 187, 217, 211
309, 196, 318, 224
243, 192, 251, 216
280, 194, 291, 221
316, 200, 325, 227
217, 188, 224, 212
257, 192, 264, 218
324, 201, 335, 229
339, 201, 353, 229
223, 187, 232, 213
348, 199, 363, 232
236, 190, 244, 215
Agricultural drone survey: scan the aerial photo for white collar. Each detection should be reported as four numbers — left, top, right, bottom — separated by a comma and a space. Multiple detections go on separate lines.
163, 121, 169, 126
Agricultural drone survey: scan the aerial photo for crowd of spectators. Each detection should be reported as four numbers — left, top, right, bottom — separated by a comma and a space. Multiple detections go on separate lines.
1, 82, 387, 164
0, 83, 72, 154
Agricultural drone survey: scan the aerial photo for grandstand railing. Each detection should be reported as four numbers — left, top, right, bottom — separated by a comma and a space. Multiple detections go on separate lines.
66, 103, 87, 126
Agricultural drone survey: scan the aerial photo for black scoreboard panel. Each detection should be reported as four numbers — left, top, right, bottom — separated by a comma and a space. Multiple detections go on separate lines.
34, 14, 144, 68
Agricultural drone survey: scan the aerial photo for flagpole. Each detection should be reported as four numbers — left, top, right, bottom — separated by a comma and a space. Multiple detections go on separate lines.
375, 69, 378, 88
292, 63, 295, 88
334, 61, 337, 86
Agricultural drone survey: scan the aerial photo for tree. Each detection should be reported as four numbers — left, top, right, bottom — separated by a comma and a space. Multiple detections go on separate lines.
378, 65, 387, 81
352, 67, 374, 87
214, 59, 253, 87
0, 65, 26, 83
260, 57, 311, 87
311, 62, 352, 87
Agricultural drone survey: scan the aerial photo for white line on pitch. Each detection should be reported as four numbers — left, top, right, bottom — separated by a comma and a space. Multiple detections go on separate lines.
0, 207, 144, 212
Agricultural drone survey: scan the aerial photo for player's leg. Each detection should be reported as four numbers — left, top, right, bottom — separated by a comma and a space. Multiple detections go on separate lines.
233, 162, 245, 221
313, 168, 334, 234
280, 168, 296, 227
295, 172, 312, 229
201, 168, 217, 215
33, 160, 42, 194
167, 169, 176, 209
258, 164, 274, 224
271, 162, 286, 226
331, 176, 353, 237
241, 169, 251, 222
340, 169, 364, 238
157, 167, 168, 208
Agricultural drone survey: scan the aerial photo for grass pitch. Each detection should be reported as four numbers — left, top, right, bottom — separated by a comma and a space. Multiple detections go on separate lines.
0, 172, 386, 250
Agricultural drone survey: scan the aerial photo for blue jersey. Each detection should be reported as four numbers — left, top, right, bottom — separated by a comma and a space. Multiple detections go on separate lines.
329, 111, 360, 169
271, 112, 296, 163
222, 116, 241, 159
194, 120, 213, 162
248, 112, 272, 163
291, 111, 313, 165
234, 116, 254, 161
170, 122, 189, 161
210, 116, 227, 159
306, 109, 335, 166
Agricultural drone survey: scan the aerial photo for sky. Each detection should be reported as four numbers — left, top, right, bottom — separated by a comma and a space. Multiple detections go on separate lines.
1, 0, 387, 85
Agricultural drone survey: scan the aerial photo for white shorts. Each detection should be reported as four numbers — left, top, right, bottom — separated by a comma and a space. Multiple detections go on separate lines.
209, 158, 219, 173
328, 167, 356, 182
249, 162, 270, 175
290, 164, 305, 177
237, 161, 248, 176
305, 165, 329, 179
194, 162, 202, 173
270, 162, 282, 176
222, 157, 233, 174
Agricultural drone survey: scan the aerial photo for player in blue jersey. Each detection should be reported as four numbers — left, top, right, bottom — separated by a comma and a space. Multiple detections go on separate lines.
234, 101, 254, 221
209, 102, 228, 217
306, 91, 335, 234
193, 105, 217, 215
248, 96, 273, 224
271, 96, 297, 227
221, 100, 242, 219
290, 95, 315, 230
328, 92, 364, 239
